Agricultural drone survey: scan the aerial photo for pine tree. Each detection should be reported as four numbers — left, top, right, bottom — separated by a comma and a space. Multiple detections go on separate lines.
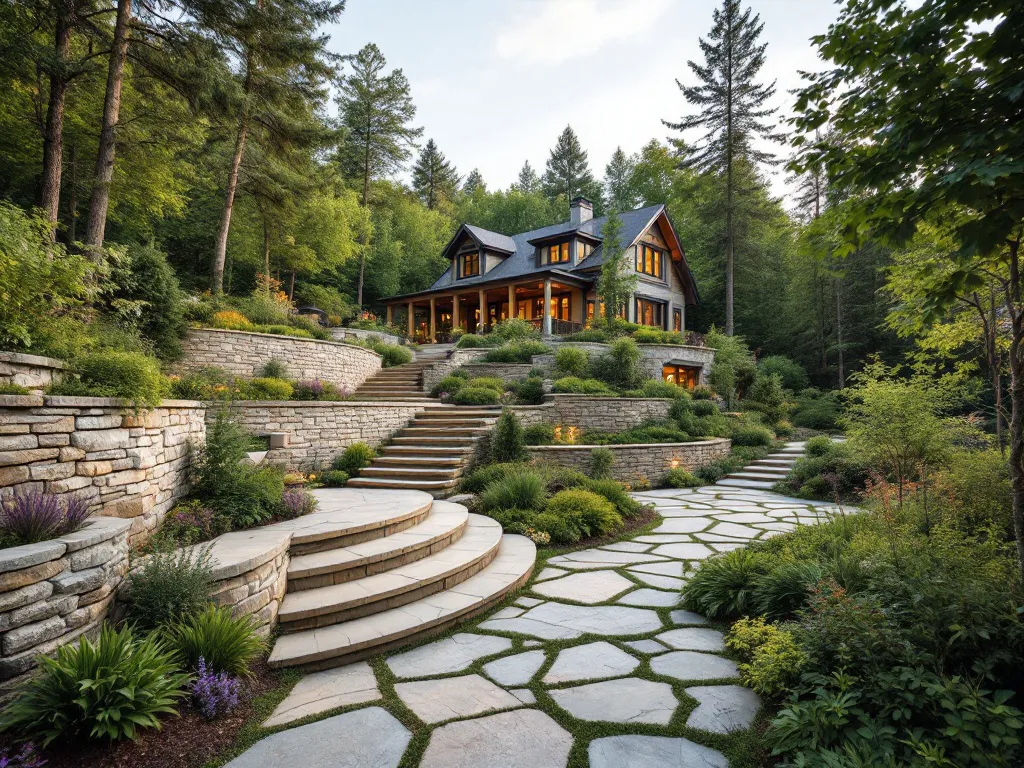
604, 147, 638, 212
411, 139, 459, 209
542, 125, 598, 203
513, 160, 540, 193
463, 168, 485, 194
596, 209, 637, 326
336, 42, 423, 305
663, 0, 782, 335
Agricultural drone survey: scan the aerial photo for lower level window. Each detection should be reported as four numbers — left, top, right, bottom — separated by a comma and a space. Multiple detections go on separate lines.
663, 364, 700, 390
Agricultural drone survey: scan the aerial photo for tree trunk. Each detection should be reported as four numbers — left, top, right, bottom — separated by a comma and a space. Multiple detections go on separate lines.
356, 124, 371, 307
39, 3, 73, 230
835, 274, 845, 388
66, 143, 77, 242
262, 215, 270, 284
990, 285, 1005, 454
84, 0, 131, 249
211, 57, 251, 294
289, 270, 295, 301
724, 13, 734, 337
1004, 238, 1024, 581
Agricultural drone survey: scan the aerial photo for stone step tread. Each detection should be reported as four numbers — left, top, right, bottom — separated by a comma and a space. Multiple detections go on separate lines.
287, 502, 469, 581
264, 488, 433, 547
399, 428, 489, 437
391, 435, 478, 443
268, 534, 535, 668
279, 514, 502, 622
347, 477, 462, 491
726, 471, 787, 481
358, 466, 464, 479
372, 456, 465, 466
716, 478, 775, 489
379, 446, 474, 455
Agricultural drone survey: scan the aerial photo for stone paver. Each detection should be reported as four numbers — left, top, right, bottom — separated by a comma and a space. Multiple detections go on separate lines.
394, 674, 521, 724
531, 570, 634, 604
550, 677, 677, 724
617, 588, 680, 607
543, 641, 639, 683
670, 609, 710, 625
589, 735, 729, 768
685, 685, 762, 734
420, 709, 572, 768
482, 650, 546, 686
630, 571, 686, 590
386, 633, 511, 678
651, 542, 715, 560
656, 627, 726, 651
624, 638, 669, 654
226, 707, 409, 768
651, 651, 740, 681
264, 662, 379, 728
480, 602, 662, 639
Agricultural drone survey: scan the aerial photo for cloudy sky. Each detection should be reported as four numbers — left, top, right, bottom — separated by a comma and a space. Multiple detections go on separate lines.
325, 0, 841, 202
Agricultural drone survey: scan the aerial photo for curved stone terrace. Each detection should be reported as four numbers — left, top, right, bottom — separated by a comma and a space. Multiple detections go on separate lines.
222, 458, 843, 768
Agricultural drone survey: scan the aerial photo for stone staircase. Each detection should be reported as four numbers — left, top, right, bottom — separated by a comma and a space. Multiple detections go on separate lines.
347, 406, 501, 495
268, 488, 535, 671
350, 351, 445, 402
717, 440, 806, 490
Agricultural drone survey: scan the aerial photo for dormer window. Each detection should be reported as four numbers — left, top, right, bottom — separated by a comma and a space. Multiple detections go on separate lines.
637, 244, 664, 279
547, 241, 570, 264
459, 249, 479, 278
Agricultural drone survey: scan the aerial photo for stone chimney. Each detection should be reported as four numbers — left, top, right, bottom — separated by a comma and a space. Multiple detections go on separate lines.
569, 196, 593, 226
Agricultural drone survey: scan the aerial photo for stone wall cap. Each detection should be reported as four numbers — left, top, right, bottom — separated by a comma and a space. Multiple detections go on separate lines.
0, 394, 45, 407
191, 528, 291, 580
527, 438, 731, 450
540, 393, 673, 402
0, 539, 66, 574
55, 516, 132, 553
0, 351, 67, 369
36, 396, 205, 408
192, 327, 382, 359
224, 400, 426, 408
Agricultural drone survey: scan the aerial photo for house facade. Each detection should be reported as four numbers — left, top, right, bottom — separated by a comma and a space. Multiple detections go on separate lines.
384, 197, 699, 344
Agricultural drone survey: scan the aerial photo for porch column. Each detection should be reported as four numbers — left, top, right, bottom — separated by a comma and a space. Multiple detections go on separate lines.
386, 304, 393, 326
452, 294, 460, 331
478, 288, 486, 333
507, 284, 515, 319
542, 278, 552, 336
572, 288, 585, 325
429, 297, 436, 342
407, 301, 414, 338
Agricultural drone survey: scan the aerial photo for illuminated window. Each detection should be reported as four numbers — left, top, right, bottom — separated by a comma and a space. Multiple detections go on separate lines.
460, 250, 479, 278
663, 364, 700, 390
547, 241, 570, 264
673, 309, 682, 332
636, 298, 665, 328
636, 244, 663, 279
587, 300, 625, 321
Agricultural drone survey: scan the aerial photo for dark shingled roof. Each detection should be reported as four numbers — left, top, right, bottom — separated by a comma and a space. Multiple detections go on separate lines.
426, 204, 666, 291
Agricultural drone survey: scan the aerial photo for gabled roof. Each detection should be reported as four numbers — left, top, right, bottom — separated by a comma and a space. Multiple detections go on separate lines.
440, 223, 516, 261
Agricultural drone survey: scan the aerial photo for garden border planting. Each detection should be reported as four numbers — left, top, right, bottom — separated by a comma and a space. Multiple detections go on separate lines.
525, 438, 731, 483
532, 341, 716, 383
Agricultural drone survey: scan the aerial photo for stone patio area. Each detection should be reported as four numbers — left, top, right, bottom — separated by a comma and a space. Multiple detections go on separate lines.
225, 478, 841, 768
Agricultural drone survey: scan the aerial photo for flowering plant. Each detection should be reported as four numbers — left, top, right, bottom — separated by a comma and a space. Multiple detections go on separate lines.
0, 490, 90, 546
189, 657, 241, 719
280, 488, 317, 519
0, 742, 45, 768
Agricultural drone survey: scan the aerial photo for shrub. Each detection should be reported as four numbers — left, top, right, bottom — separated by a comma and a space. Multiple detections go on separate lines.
0, 382, 31, 395
111, 244, 188, 361
584, 478, 644, 518
151, 501, 230, 549
465, 376, 505, 393
169, 366, 230, 400
258, 359, 288, 379
691, 384, 715, 400
726, 617, 806, 695
635, 380, 689, 399
453, 386, 500, 405
689, 399, 719, 417
791, 387, 841, 430
551, 376, 615, 395
458, 462, 526, 494
210, 310, 253, 331
480, 472, 547, 512
124, 546, 214, 630
804, 435, 834, 458
280, 487, 317, 519
562, 328, 609, 343
292, 379, 345, 401
523, 422, 556, 445
590, 337, 646, 390
514, 375, 545, 404
554, 346, 590, 378
633, 327, 686, 344
333, 442, 375, 475
63, 351, 168, 406
455, 333, 493, 348
263, 324, 312, 339
681, 548, 772, 619
491, 411, 526, 463
589, 447, 614, 479
783, 441, 868, 500
482, 340, 550, 363
731, 425, 774, 447
0, 624, 189, 745
933, 448, 1013, 539
431, 374, 467, 397
319, 469, 349, 487
751, 560, 828, 618
757, 355, 809, 392
164, 605, 264, 677
545, 489, 622, 537
189, 657, 241, 719
490, 318, 540, 343
369, 341, 412, 367
663, 468, 701, 488
530, 510, 586, 544
743, 372, 787, 425
0, 490, 90, 546
695, 461, 727, 484
706, 327, 757, 407
242, 377, 294, 401
541, 465, 589, 493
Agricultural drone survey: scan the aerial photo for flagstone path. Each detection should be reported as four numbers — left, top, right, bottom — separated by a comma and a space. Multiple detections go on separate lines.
226, 470, 843, 768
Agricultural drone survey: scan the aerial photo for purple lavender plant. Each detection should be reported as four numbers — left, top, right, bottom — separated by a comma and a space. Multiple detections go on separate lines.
293, 379, 325, 401
0, 490, 90, 546
189, 657, 241, 719
0, 742, 46, 768
280, 488, 317, 519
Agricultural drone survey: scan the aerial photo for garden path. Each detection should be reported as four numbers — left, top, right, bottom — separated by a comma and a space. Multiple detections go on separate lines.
224, 447, 844, 768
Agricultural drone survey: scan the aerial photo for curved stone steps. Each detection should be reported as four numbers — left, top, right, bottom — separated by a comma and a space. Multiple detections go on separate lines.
287, 501, 469, 591
358, 465, 466, 480
268, 534, 536, 671
277, 514, 503, 630
347, 476, 462, 493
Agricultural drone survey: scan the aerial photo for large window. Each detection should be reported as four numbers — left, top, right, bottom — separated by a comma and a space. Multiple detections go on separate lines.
636, 244, 663, 279
636, 297, 665, 328
663, 364, 700, 390
673, 309, 682, 332
547, 241, 570, 264
459, 249, 479, 278
587, 300, 626, 321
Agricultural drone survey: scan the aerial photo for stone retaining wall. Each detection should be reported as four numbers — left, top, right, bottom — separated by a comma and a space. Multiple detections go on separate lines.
205, 529, 289, 637
0, 396, 205, 544
422, 348, 489, 392
329, 327, 405, 347
532, 341, 716, 384
0, 352, 67, 394
510, 394, 673, 431
177, 329, 382, 390
460, 363, 536, 382
526, 438, 731, 485
220, 401, 431, 471
0, 516, 131, 688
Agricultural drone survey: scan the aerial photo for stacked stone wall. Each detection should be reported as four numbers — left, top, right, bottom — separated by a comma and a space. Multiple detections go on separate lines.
0, 352, 66, 394
531, 341, 716, 384
509, 394, 673, 431
525, 438, 731, 484
460, 363, 536, 382
422, 349, 488, 392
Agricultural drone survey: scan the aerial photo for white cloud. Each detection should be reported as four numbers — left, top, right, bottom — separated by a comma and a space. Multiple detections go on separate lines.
496, 0, 672, 64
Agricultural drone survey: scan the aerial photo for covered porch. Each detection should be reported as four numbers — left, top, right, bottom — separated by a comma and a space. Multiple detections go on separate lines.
386, 277, 589, 343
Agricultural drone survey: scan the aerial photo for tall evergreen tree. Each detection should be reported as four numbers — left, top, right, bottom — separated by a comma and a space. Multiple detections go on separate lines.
513, 160, 540, 193
604, 146, 638, 212
596, 209, 637, 325
336, 42, 422, 304
412, 139, 459, 209
542, 125, 600, 205
463, 168, 485, 194
664, 0, 781, 335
